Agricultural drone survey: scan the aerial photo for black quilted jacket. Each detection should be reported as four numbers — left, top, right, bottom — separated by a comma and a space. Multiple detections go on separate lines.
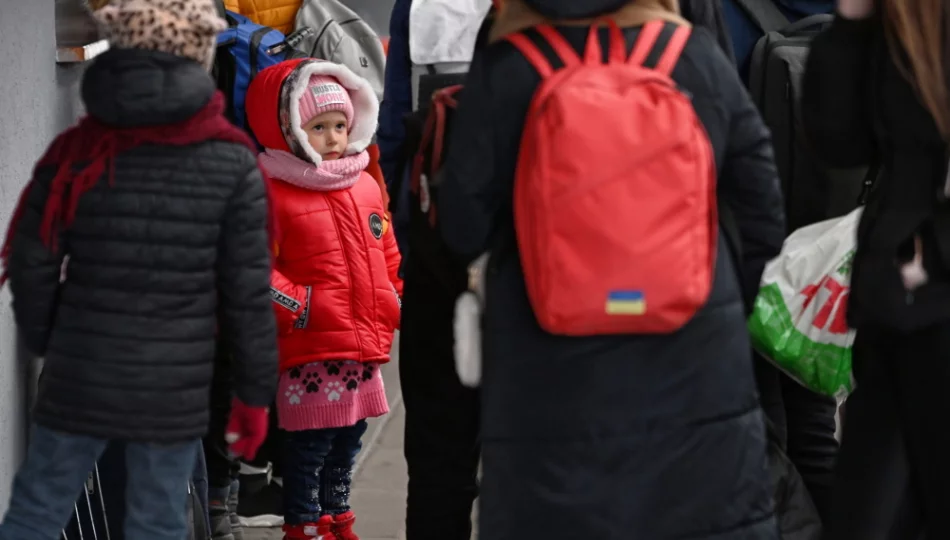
439, 21, 784, 540
7, 49, 278, 441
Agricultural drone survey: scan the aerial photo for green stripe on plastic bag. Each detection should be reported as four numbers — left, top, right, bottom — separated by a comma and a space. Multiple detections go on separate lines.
748, 283, 854, 399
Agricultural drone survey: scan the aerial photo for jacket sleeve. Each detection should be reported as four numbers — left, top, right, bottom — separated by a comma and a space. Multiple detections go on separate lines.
217, 161, 278, 408
383, 223, 403, 295
7, 171, 65, 357
802, 15, 877, 167
719, 62, 786, 307
270, 268, 310, 334
377, 0, 413, 189
438, 51, 501, 261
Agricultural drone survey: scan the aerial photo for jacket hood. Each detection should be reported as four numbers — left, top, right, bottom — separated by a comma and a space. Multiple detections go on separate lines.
520, 0, 632, 18
246, 58, 379, 164
82, 48, 216, 127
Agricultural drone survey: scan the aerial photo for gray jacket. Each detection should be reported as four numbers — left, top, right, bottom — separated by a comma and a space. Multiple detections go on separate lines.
295, 0, 386, 101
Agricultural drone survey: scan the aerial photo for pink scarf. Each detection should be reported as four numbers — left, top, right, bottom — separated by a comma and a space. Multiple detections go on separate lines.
259, 148, 369, 191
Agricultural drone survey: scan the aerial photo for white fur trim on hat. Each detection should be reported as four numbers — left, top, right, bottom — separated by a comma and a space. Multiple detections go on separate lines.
286, 61, 379, 165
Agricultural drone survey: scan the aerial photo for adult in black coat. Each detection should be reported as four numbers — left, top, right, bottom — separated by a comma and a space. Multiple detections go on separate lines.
8, 49, 277, 444
438, 0, 785, 537
803, 0, 950, 536
0, 3, 277, 534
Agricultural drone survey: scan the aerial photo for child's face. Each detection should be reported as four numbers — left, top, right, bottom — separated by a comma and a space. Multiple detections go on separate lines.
303, 111, 349, 161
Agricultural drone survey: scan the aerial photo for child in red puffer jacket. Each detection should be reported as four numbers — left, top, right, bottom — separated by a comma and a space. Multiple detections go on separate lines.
246, 58, 402, 540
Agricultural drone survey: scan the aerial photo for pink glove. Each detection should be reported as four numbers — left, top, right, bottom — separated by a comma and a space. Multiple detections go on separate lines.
225, 398, 269, 461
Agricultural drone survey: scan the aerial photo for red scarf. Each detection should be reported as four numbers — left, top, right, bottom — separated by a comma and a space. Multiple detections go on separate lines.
0, 91, 271, 284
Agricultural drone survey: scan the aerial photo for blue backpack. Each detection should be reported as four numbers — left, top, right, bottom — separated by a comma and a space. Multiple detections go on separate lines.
214, 11, 311, 136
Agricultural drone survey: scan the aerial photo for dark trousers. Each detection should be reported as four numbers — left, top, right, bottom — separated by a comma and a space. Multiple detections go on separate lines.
824, 327, 947, 540
282, 421, 368, 524
204, 347, 240, 489
0, 425, 199, 540
400, 261, 481, 540
754, 354, 838, 524
204, 347, 283, 485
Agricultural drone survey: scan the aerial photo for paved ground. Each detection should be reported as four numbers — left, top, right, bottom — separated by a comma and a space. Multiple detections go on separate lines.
246, 336, 409, 540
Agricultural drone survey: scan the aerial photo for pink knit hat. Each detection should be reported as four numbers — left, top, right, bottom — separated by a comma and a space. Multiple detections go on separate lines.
298, 75, 355, 129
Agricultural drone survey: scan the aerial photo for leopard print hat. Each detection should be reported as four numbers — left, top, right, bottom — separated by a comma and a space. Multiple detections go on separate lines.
91, 0, 227, 70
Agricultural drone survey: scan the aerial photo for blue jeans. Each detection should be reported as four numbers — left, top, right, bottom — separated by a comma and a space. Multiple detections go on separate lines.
0, 424, 199, 540
193, 443, 211, 536
282, 421, 368, 524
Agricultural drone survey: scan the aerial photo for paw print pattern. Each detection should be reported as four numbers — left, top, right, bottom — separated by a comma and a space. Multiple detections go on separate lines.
361, 365, 375, 382
284, 384, 304, 405
301, 371, 323, 394
324, 381, 343, 402
289, 367, 302, 380
326, 361, 344, 376
342, 370, 361, 392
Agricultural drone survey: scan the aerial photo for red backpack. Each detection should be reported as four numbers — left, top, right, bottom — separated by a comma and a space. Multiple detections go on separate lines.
506, 20, 717, 336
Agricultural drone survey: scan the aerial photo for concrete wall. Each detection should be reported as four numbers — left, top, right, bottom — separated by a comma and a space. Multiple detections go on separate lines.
0, 0, 86, 513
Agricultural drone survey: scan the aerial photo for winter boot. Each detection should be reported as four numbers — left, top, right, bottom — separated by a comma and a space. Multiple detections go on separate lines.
208, 486, 235, 540
228, 478, 244, 540
283, 516, 334, 539
330, 512, 359, 540
237, 463, 283, 527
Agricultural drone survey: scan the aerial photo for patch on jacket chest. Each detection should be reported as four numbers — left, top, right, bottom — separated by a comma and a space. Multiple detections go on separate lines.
369, 213, 384, 239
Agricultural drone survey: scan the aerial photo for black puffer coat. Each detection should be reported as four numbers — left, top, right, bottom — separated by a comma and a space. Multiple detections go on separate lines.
7, 49, 278, 442
438, 13, 784, 540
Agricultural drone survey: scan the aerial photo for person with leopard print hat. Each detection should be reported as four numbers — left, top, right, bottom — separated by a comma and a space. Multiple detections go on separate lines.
244, 58, 401, 540
0, 0, 277, 539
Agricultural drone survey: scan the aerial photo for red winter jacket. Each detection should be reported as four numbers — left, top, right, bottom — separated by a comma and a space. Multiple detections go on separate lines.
247, 59, 402, 372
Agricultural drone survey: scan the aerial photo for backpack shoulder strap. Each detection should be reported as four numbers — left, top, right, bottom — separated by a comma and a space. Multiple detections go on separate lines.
506, 34, 555, 78
733, 0, 790, 33
628, 21, 691, 77
506, 25, 580, 78
654, 25, 691, 76
628, 20, 664, 66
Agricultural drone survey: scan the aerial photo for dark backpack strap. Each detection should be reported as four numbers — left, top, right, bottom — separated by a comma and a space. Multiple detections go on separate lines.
733, 0, 790, 33
408, 86, 463, 226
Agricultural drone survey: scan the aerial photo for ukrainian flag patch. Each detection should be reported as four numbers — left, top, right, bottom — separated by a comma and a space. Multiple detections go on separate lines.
605, 290, 646, 315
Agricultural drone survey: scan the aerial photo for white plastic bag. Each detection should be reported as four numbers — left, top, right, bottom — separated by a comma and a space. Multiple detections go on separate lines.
748, 208, 862, 399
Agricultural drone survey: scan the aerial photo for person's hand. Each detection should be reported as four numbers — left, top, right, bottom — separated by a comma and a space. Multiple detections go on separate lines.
225, 398, 269, 461
837, 0, 874, 19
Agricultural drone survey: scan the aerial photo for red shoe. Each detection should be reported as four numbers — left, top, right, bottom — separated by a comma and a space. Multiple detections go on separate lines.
330, 511, 359, 540
282, 516, 334, 539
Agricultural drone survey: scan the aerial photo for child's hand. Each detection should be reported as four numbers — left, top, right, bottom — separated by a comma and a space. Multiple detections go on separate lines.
838, 0, 873, 19
225, 398, 269, 461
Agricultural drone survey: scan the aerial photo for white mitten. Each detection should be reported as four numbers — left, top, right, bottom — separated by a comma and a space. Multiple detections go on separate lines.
453, 253, 489, 388
454, 291, 482, 388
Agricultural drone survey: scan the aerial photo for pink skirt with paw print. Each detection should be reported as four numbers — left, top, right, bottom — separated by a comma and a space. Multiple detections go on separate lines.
276, 360, 389, 432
